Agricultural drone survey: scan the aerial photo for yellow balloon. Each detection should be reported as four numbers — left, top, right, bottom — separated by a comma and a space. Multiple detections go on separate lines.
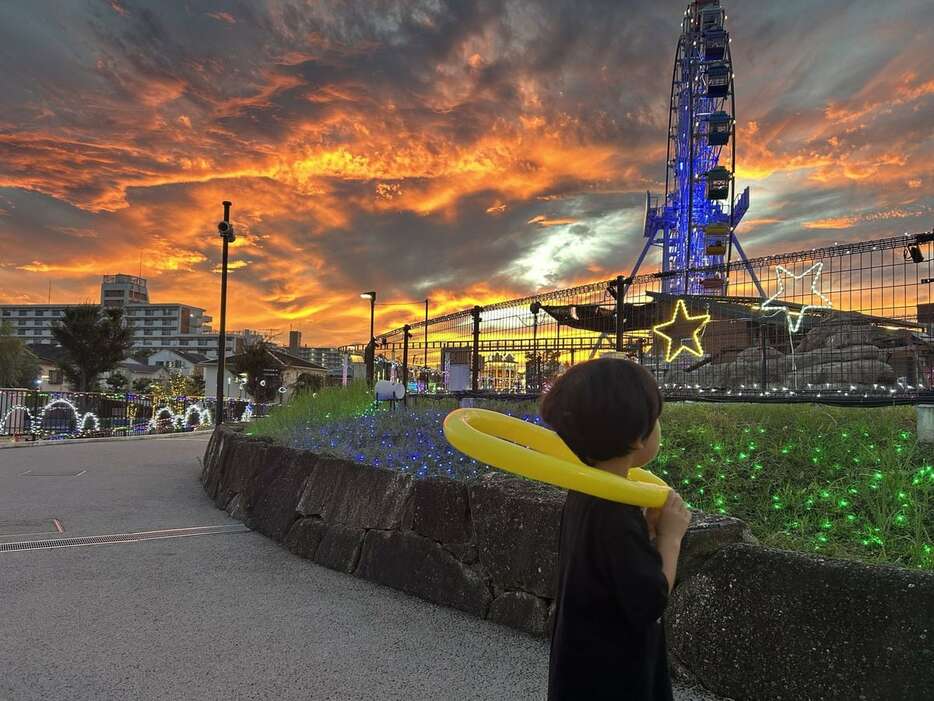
443, 408, 670, 508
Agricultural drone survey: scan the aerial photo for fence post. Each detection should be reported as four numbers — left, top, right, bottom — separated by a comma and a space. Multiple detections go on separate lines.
471, 305, 482, 392
402, 324, 411, 405
760, 326, 768, 390
615, 275, 625, 352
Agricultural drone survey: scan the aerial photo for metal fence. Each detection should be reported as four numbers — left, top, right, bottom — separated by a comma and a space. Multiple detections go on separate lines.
348, 231, 934, 405
0, 389, 267, 439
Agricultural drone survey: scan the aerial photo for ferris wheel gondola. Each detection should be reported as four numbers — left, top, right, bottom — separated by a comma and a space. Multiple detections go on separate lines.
630, 0, 764, 299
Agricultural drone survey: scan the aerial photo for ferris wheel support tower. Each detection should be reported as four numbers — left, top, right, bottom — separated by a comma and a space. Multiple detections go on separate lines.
628, 0, 764, 298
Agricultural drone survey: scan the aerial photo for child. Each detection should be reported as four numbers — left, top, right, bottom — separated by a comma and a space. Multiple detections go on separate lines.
542, 357, 690, 701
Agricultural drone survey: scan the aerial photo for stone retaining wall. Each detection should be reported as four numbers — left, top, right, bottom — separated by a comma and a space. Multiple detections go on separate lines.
201, 427, 933, 700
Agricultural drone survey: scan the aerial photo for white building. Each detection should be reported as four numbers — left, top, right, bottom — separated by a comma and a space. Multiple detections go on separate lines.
146, 349, 209, 377
0, 274, 244, 358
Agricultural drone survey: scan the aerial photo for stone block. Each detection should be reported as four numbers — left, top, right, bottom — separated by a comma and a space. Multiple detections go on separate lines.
411, 477, 471, 544
469, 473, 565, 598
488, 591, 550, 637
667, 544, 934, 701
246, 449, 317, 541
314, 523, 365, 573
284, 517, 327, 559
356, 530, 492, 616
677, 512, 757, 584
297, 457, 412, 530
214, 438, 269, 511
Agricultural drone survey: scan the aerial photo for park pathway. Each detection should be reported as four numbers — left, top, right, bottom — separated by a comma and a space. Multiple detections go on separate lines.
0, 434, 723, 700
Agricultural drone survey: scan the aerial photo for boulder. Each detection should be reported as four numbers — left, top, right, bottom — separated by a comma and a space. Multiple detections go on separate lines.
356, 530, 492, 616
296, 457, 412, 530
411, 478, 472, 545
246, 449, 317, 541
283, 517, 327, 559
795, 312, 867, 352
488, 591, 550, 637
667, 544, 934, 701
469, 473, 565, 598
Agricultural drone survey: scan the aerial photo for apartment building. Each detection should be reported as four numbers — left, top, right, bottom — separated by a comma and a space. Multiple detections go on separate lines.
0, 274, 242, 358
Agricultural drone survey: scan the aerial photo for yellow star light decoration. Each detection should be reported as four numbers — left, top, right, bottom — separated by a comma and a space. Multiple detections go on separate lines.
760, 262, 832, 333
652, 299, 711, 362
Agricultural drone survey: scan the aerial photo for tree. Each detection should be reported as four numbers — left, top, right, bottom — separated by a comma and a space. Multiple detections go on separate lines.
51, 305, 132, 392
0, 321, 40, 387
232, 339, 278, 402
106, 371, 129, 392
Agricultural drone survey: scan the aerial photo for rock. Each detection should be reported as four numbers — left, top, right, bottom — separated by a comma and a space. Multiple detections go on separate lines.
356, 530, 492, 616
677, 512, 757, 584
283, 517, 327, 559
667, 544, 934, 701
794, 311, 867, 352
314, 523, 365, 573
469, 473, 565, 598
794, 359, 896, 386
488, 591, 550, 637
736, 346, 784, 363
783, 344, 884, 372
246, 449, 317, 541
715, 355, 785, 387
411, 478, 471, 544
296, 457, 412, 530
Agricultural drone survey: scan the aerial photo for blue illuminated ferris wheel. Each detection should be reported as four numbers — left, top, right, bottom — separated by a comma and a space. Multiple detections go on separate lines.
632, 0, 763, 298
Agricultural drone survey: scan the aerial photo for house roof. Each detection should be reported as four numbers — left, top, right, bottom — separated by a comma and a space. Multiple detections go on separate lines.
25, 343, 68, 364
199, 347, 326, 371
118, 359, 165, 375
152, 349, 209, 365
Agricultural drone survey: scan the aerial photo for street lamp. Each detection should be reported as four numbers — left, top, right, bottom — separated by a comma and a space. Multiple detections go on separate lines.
360, 291, 376, 385
215, 201, 236, 424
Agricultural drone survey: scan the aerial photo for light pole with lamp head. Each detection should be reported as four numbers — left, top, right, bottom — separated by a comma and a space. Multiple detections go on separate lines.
215, 201, 235, 424
360, 291, 376, 385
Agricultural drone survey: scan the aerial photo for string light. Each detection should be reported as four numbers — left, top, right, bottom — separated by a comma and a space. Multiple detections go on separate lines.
652, 299, 711, 362
760, 262, 832, 333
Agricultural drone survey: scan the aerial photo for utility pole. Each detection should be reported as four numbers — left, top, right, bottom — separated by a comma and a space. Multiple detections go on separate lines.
216, 201, 235, 424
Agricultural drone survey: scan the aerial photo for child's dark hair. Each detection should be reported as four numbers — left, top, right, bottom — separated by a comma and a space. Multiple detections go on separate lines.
540, 357, 663, 466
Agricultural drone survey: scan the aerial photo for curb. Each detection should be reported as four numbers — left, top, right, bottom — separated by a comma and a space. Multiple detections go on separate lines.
0, 430, 213, 450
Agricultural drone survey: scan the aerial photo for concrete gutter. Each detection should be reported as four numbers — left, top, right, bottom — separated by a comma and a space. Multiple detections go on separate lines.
0, 430, 212, 450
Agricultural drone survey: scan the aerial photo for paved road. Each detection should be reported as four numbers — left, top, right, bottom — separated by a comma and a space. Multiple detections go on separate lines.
0, 435, 723, 700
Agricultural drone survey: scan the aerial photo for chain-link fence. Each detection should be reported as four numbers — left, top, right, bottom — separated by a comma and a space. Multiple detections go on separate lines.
345, 231, 934, 404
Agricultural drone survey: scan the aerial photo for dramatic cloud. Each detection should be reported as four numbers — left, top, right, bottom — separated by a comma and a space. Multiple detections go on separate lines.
0, 0, 931, 344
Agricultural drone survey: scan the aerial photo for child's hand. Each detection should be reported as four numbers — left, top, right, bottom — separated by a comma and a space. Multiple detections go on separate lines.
644, 507, 661, 540
654, 490, 690, 543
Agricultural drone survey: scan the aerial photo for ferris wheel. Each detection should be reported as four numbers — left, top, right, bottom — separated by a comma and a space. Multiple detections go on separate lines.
632, 0, 763, 298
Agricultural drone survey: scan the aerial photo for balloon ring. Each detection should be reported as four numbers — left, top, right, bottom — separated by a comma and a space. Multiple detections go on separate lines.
443, 408, 670, 508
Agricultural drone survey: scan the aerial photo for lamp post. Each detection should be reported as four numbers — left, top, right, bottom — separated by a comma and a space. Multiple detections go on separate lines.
360, 291, 376, 385
215, 201, 235, 424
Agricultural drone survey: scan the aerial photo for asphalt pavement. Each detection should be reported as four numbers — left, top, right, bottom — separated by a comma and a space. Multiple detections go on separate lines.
0, 434, 724, 700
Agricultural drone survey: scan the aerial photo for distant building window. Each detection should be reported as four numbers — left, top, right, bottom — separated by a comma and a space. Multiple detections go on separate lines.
144, 330, 152, 336
104, 290, 124, 298
18, 310, 27, 316
35, 310, 44, 317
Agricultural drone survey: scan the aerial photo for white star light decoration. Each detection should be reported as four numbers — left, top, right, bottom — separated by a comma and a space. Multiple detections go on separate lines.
760, 262, 832, 333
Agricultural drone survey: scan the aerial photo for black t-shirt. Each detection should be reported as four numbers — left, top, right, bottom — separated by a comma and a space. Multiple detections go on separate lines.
548, 491, 672, 701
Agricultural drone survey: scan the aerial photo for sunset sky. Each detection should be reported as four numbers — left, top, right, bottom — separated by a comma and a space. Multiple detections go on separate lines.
0, 0, 931, 346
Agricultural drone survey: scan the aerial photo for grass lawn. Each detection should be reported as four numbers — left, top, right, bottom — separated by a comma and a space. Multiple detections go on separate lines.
251, 388, 933, 570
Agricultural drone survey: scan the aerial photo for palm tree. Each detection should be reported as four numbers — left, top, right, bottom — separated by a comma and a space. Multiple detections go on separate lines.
52, 305, 132, 392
